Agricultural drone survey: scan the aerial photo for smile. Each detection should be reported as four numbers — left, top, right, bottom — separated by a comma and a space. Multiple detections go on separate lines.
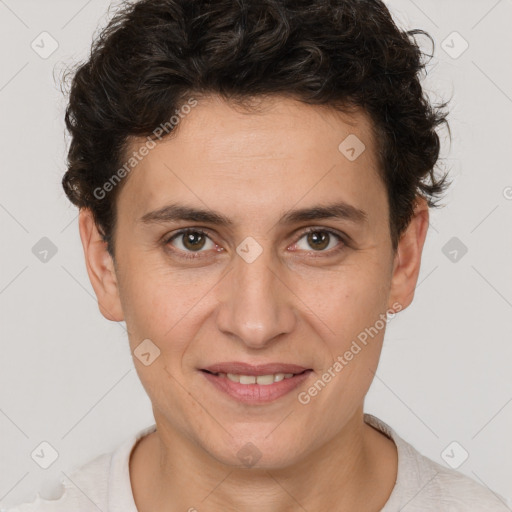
200, 369, 313, 404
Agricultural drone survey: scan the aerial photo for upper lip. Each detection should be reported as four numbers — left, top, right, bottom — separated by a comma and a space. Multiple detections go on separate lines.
201, 362, 311, 376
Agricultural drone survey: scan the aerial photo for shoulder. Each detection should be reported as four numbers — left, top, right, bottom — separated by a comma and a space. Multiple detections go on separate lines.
364, 414, 510, 512
411, 450, 509, 511
4, 452, 112, 512
5, 423, 156, 512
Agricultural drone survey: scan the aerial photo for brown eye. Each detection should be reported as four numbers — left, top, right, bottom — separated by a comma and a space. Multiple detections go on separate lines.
167, 229, 215, 255
294, 229, 344, 253
306, 231, 330, 251
182, 231, 207, 251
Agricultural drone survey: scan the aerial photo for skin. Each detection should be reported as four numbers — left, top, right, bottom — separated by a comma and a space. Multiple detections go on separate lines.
79, 94, 429, 512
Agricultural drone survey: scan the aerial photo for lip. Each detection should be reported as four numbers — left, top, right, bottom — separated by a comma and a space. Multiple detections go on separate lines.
201, 362, 310, 376
200, 370, 313, 404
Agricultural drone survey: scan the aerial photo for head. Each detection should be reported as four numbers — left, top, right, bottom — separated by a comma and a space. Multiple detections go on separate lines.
63, 0, 450, 467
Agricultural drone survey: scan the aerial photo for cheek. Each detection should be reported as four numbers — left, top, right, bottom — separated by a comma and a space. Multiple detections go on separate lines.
298, 259, 391, 390
297, 258, 391, 333
118, 253, 199, 324
118, 266, 221, 374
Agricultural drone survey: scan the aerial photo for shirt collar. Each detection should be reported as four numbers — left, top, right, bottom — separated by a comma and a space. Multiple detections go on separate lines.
107, 415, 411, 512
107, 423, 157, 512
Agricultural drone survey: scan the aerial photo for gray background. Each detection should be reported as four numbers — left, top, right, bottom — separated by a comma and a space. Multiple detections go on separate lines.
0, 0, 511, 508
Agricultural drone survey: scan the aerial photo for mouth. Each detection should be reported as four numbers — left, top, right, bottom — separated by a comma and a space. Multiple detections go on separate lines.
199, 363, 313, 404
200, 368, 310, 385
200, 361, 311, 376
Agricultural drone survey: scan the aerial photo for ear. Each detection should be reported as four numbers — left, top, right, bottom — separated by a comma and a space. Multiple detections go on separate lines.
387, 196, 430, 312
78, 208, 124, 322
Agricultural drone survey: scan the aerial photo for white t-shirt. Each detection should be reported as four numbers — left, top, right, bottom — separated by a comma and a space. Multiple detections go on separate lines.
5, 414, 509, 512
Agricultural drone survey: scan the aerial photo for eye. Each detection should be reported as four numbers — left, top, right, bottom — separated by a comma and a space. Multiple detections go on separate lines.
165, 228, 218, 259
163, 227, 347, 261
292, 228, 345, 254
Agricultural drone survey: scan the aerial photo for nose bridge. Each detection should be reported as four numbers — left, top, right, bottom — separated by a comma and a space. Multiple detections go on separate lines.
216, 238, 296, 348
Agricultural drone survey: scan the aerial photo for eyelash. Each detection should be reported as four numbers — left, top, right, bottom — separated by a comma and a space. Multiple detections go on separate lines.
163, 227, 348, 261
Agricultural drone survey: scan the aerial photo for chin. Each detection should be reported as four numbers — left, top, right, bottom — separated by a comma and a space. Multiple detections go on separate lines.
204, 435, 303, 470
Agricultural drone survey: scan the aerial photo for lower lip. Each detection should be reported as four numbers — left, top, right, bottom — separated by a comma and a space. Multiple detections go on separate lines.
200, 370, 313, 404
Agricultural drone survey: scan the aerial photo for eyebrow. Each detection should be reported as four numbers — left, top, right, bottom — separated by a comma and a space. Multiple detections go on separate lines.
138, 201, 368, 227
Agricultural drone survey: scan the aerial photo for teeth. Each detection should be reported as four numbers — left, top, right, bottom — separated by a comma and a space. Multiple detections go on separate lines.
240, 375, 257, 384
223, 372, 296, 385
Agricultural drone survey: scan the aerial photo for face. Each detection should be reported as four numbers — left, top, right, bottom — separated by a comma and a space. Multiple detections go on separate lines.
80, 94, 428, 468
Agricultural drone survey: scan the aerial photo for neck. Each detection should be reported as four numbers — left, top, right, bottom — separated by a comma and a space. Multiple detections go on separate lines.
130, 408, 397, 512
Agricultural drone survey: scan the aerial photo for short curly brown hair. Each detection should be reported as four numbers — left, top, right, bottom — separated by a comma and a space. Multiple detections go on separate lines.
62, 0, 450, 259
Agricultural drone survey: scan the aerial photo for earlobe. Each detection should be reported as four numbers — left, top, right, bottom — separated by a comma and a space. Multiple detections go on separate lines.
387, 197, 430, 312
78, 208, 124, 322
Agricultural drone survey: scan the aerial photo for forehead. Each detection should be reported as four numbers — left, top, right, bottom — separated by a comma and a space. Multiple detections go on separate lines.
153, 94, 377, 166
117, 95, 385, 226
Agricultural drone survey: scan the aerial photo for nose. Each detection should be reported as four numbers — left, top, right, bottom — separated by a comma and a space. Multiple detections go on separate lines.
215, 243, 297, 349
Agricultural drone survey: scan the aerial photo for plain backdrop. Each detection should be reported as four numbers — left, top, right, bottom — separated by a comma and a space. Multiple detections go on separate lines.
1, 0, 511, 508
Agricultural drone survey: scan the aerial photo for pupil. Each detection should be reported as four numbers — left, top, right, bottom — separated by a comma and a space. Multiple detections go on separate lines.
308, 231, 329, 250
184, 232, 205, 251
